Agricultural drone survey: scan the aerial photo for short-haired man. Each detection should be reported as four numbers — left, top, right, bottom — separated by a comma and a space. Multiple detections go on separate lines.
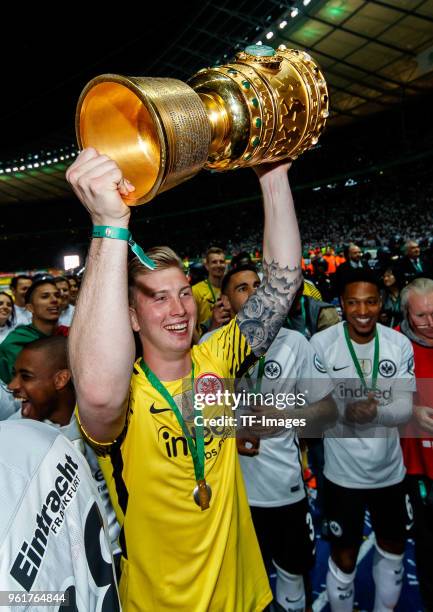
335, 243, 368, 296
10, 275, 32, 326
66, 275, 80, 305
398, 278, 433, 611
397, 240, 433, 286
0, 419, 120, 608
0, 280, 66, 384
66, 148, 302, 611
203, 264, 336, 611
8, 336, 120, 559
54, 276, 75, 326
192, 246, 226, 333
310, 268, 415, 612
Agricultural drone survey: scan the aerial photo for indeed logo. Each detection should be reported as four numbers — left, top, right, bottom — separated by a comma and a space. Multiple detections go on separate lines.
158, 426, 215, 458
336, 383, 392, 402
10, 454, 80, 591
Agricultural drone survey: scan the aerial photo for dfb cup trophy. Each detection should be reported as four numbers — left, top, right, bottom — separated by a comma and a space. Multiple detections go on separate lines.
76, 44, 329, 205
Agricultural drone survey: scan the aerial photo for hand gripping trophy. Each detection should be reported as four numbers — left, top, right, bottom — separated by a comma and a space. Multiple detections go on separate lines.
76, 44, 329, 205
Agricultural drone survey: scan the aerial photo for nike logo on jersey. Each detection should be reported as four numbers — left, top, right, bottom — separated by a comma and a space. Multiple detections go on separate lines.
149, 403, 171, 414
333, 365, 349, 371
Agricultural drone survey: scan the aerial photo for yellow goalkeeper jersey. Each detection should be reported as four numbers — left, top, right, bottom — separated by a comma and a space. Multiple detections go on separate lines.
192, 279, 221, 329
83, 318, 272, 612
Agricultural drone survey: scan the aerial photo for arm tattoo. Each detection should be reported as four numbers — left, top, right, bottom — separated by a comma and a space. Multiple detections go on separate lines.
236, 259, 302, 355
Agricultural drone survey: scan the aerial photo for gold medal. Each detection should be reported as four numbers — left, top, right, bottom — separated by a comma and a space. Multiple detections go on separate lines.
193, 479, 212, 511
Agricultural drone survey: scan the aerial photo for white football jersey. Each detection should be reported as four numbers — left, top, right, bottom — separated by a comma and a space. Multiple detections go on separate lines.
0, 420, 120, 611
238, 328, 334, 507
0, 380, 20, 420
310, 321, 415, 489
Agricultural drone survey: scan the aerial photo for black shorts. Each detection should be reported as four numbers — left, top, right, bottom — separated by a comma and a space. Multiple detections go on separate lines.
323, 477, 413, 548
250, 497, 315, 575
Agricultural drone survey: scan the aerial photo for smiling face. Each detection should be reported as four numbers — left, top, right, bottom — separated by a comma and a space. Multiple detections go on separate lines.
341, 281, 381, 343
0, 293, 13, 327
27, 283, 61, 325
129, 267, 197, 360
8, 348, 60, 420
205, 252, 226, 284
55, 280, 70, 311
407, 291, 433, 345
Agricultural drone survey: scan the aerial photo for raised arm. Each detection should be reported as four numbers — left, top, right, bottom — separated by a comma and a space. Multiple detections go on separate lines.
237, 163, 302, 355
66, 148, 136, 443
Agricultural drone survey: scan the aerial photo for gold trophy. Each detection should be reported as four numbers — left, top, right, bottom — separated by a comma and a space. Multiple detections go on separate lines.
76, 45, 329, 205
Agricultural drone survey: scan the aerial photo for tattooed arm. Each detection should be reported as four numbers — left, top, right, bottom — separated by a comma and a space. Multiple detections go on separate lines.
237, 163, 302, 355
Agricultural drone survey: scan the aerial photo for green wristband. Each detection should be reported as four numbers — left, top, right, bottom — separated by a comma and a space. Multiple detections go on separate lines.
92, 225, 156, 270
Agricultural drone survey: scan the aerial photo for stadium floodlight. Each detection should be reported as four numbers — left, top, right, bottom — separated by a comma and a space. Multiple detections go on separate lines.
64, 255, 80, 270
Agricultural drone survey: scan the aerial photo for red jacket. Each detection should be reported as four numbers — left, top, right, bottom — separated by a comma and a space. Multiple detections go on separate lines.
397, 325, 433, 479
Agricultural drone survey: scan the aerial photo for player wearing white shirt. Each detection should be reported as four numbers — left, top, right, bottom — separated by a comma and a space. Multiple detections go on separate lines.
310, 269, 415, 612
0, 419, 120, 610
203, 265, 336, 612
7, 336, 121, 559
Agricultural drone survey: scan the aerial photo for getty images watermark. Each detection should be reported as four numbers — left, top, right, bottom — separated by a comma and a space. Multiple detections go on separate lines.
176, 376, 425, 438
193, 389, 307, 430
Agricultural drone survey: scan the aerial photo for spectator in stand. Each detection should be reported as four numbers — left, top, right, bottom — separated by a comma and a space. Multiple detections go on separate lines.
397, 240, 433, 287
374, 246, 393, 274
0, 292, 16, 344
66, 274, 80, 305
192, 246, 226, 334
323, 246, 338, 277
55, 276, 75, 326
398, 278, 433, 612
335, 248, 346, 269
335, 243, 369, 295
10, 275, 32, 326
380, 266, 403, 328
312, 256, 334, 302
0, 279, 68, 384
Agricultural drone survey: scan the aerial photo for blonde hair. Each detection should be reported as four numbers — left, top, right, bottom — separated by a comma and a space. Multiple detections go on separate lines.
128, 246, 184, 304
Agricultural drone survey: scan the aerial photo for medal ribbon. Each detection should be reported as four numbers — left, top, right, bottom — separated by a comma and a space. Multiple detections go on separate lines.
343, 322, 379, 392
140, 359, 204, 482
206, 279, 217, 304
245, 355, 266, 393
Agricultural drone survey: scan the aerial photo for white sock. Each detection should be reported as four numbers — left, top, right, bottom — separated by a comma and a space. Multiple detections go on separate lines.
273, 561, 306, 612
372, 544, 404, 611
326, 557, 355, 612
